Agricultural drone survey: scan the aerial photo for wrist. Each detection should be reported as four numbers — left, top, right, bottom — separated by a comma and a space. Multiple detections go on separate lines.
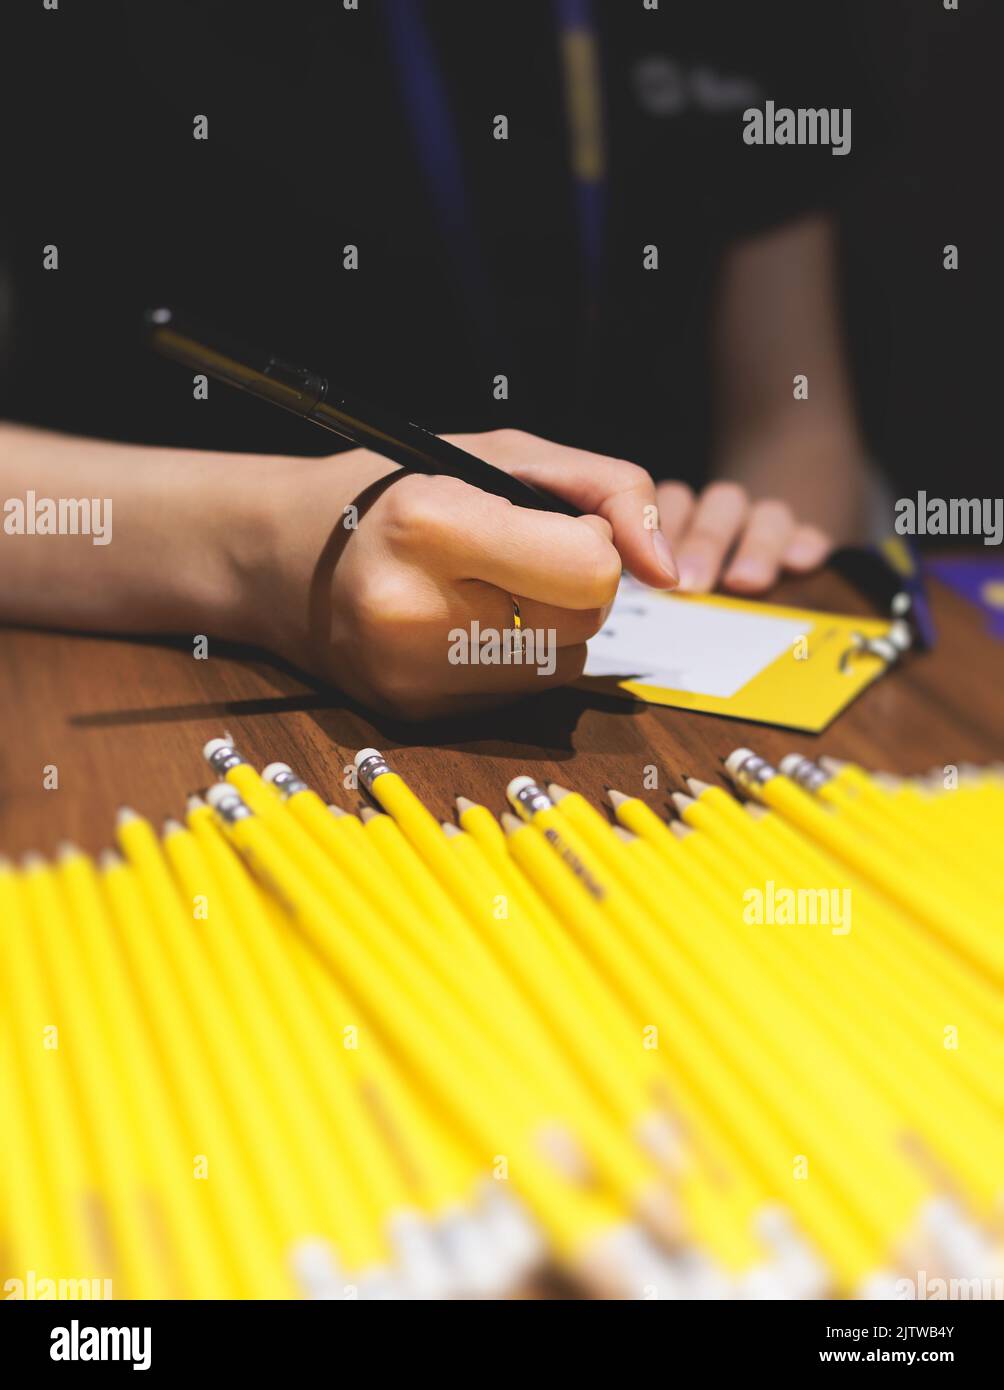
225, 448, 401, 665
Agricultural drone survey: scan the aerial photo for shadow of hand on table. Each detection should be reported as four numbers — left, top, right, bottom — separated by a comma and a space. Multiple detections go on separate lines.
65, 631, 642, 758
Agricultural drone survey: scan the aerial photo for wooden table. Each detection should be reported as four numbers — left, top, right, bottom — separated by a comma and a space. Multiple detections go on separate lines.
1, 565, 1001, 859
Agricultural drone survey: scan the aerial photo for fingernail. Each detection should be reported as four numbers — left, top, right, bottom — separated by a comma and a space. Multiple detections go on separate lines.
676, 558, 709, 593
785, 538, 826, 569
651, 530, 678, 586
725, 559, 768, 589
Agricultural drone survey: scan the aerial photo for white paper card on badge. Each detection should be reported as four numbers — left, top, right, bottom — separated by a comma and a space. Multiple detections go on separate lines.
584, 577, 807, 699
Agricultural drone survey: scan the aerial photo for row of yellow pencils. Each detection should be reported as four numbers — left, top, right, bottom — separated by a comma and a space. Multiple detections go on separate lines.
1, 738, 1000, 1299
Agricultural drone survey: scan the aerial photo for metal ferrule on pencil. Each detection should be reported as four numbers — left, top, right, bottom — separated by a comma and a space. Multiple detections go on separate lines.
778, 754, 832, 794
268, 767, 310, 800
726, 750, 778, 798
204, 740, 246, 776
356, 750, 392, 791
507, 780, 554, 822
206, 785, 253, 824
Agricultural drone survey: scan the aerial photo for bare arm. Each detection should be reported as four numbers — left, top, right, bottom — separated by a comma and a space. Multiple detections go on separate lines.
657, 212, 877, 594
0, 423, 675, 718
711, 209, 872, 534
0, 423, 274, 640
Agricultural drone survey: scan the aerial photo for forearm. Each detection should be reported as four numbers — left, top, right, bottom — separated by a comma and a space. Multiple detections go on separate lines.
0, 423, 276, 641
713, 425, 875, 543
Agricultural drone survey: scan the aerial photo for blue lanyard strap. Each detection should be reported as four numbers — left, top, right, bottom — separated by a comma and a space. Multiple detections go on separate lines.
553, 0, 607, 297
381, 0, 607, 318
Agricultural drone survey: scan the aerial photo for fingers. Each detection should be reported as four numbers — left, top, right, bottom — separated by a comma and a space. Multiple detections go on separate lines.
380, 472, 622, 611
782, 524, 832, 572
673, 482, 749, 593
721, 500, 796, 593
722, 507, 832, 592
654, 481, 696, 547
467, 430, 678, 590
672, 485, 832, 594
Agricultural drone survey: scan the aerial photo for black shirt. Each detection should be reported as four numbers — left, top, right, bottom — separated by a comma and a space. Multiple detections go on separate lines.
4, 0, 861, 483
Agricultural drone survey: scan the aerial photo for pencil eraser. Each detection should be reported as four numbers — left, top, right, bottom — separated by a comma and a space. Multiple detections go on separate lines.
355, 747, 383, 768
203, 736, 232, 761
506, 775, 537, 800
261, 762, 292, 783
779, 754, 806, 778
205, 783, 239, 810
724, 748, 755, 778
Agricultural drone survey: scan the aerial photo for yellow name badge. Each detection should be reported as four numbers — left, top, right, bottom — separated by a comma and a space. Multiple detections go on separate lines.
581, 580, 895, 733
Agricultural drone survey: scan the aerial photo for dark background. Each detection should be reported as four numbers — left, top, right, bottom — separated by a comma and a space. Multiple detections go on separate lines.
0, 0, 997, 505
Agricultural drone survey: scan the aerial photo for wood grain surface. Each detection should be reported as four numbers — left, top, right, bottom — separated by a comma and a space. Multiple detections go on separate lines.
1, 565, 1001, 859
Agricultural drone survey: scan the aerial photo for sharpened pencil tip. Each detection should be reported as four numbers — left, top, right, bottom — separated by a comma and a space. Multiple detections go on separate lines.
547, 782, 573, 803
162, 817, 184, 837
605, 788, 630, 809
500, 811, 523, 835
685, 777, 715, 797
441, 821, 462, 838
455, 795, 479, 814
186, 793, 206, 815
97, 848, 122, 871
358, 806, 379, 823
115, 806, 139, 827
670, 792, 695, 813
21, 850, 46, 869
668, 820, 691, 839
327, 804, 348, 818
55, 840, 81, 862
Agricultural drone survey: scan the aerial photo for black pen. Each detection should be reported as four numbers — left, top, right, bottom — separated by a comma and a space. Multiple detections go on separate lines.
145, 308, 579, 517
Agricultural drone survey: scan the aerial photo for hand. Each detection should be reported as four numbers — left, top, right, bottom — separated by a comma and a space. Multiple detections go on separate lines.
251, 430, 679, 719
655, 480, 833, 595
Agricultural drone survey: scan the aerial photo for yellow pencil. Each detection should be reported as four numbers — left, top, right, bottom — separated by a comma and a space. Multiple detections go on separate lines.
1, 857, 105, 1289
439, 818, 684, 1246
252, 753, 679, 1245
724, 749, 1004, 985
184, 796, 463, 1297
544, 783, 937, 1270
161, 816, 408, 1295
500, 810, 882, 1293
211, 747, 601, 1186
204, 782, 678, 1296
456, 795, 672, 1121
780, 754, 998, 925
100, 844, 299, 1298
57, 844, 233, 1298
663, 798, 1004, 1240
22, 850, 170, 1298
0, 859, 65, 1291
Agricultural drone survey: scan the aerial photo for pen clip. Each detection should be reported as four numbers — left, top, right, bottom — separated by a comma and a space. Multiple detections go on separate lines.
262, 356, 327, 410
